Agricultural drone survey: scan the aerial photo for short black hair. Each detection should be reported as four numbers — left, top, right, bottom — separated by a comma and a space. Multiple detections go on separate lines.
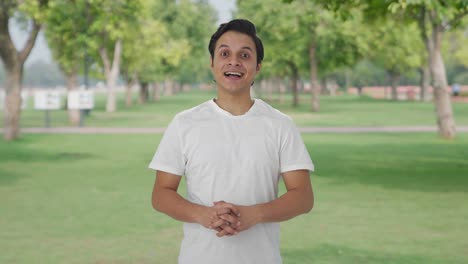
208, 19, 264, 64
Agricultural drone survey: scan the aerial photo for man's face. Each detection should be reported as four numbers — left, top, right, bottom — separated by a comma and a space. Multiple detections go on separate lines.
210, 31, 261, 96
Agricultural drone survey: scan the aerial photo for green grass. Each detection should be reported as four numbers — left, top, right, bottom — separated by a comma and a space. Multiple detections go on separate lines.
11, 89, 468, 128
1, 133, 467, 263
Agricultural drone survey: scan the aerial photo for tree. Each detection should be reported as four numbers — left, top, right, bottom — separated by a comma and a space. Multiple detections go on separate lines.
86, 0, 141, 113
367, 20, 423, 100
45, 0, 89, 125
120, 0, 177, 105
238, 0, 311, 107
305, 0, 467, 138
168, 0, 217, 87
239, 0, 365, 109
389, 0, 467, 138
0, 0, 48, 141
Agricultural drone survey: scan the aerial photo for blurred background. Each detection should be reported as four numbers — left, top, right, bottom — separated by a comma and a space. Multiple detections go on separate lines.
1, 0, 467, 263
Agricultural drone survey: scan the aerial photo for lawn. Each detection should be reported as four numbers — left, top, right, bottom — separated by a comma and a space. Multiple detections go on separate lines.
1, 133, 467, 263
12, 89, 468, 128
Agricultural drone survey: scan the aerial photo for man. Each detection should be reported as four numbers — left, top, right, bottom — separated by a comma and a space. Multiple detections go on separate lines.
149, 19, 314, 264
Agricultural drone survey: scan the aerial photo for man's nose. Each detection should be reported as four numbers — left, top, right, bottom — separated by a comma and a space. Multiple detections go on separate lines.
227, 57, 240, 66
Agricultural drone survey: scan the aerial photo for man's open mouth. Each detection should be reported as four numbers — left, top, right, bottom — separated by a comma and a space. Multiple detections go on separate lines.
224, 71, 244, 78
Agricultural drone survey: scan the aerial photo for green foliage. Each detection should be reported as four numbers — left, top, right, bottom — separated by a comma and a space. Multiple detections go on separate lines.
173, 0, 217, 84
45, 0, 89, 74
366, 19, 423, 76
238, 0, 367, 81
157, 0, 217, 83
389, 0, 468, 27
16, 0, 49, 22
120, 0, 216, 84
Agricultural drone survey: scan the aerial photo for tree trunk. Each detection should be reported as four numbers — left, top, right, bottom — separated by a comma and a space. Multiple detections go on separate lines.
345, 69, 351, 92
164, 79, 174, 96
289, 62, 299, 107
152, 82, 160, 102
139, 82, 149, 104
65, 71, 80, 126
175, 82, 182, 94
266, 78, 273, 102
321, 78, 327, 95
329, 79, 338, 96
357, 86, 363, 96
419, 9, 456, 138
125, 73, 138, 108
259, 79, 267, 99
429, 30, 456, 138
279, 78, 285, 104
99, 39, 122, 113
3, 65, 23, 140
309, 41, 320, 112
419, 63, 430, 102
389, 71, 400, 101
0, 15, 41, 140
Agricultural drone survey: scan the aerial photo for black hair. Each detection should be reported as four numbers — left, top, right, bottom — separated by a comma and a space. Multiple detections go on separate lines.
208, 19, 264, 64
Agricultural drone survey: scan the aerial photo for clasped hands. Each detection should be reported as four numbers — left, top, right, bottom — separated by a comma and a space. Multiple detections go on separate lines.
201, 201, 259, 238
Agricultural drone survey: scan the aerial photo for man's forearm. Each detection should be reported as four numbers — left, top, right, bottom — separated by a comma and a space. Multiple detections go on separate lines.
152, 187, 205, 224
256, 188, 313, 223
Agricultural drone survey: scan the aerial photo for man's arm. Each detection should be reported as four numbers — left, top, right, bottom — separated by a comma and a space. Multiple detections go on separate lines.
216, 169, 313, 234
257, 169, 314, 221
152, 170, 239, 233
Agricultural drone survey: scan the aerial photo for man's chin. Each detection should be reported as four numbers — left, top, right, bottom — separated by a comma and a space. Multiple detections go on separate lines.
218, 85, 250, 95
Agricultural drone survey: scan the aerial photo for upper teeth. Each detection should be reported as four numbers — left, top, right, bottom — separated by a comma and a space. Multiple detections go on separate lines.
225, 72, 242, 76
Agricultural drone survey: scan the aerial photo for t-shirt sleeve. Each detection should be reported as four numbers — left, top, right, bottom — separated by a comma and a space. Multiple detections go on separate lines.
279, 118, 314, 173
148, 116, 186, 176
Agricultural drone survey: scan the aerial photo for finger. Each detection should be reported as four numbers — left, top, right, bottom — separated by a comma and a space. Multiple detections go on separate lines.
216, 207, 233, 216
218, 223, 238, 236
210, 218, 226, 229
216, 229, 228, 237
219, 214, 241, 227
215, 203, 240, 217
228, 205, 240, 217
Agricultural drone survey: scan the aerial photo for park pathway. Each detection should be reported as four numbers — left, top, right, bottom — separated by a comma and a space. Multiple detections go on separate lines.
2, 125, 468, 134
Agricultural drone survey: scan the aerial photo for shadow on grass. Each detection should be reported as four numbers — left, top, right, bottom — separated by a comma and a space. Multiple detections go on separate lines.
266, 95, 428, 114
282, 244, 462, 264
310, 139, 468, 193
0, 146, 94, 163
0, 168, 25, 185
0, 138, 94, 185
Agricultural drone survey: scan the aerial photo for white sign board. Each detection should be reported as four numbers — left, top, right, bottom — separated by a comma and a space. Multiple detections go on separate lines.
34, 91, 62, 110
21, 91, 28, 109
0, 90, 4, 110
68, 90, 94, 110
0, 90, 28, 110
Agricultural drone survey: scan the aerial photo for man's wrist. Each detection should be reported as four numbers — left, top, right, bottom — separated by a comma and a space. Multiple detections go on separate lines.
192, 204, 209, 224
252, 204, 265, 224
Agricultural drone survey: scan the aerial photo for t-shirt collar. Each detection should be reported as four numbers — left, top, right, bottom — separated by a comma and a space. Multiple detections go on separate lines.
209, 98, 258, 118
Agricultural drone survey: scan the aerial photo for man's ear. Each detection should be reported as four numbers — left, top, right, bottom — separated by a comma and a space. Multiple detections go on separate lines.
210, 56, 214, 68
256, 64, 262, 72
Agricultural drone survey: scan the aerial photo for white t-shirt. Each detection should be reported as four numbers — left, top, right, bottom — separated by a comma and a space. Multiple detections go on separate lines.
149, 99, 314, 264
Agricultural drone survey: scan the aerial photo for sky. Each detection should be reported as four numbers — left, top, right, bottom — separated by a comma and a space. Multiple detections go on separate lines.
10, 0, 236, 65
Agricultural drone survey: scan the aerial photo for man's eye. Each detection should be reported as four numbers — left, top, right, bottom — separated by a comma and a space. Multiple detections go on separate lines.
241, 53, 250, 58
221, 51, 229, 57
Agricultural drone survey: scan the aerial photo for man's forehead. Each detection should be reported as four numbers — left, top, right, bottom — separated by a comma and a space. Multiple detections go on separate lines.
216, 31, 256, 50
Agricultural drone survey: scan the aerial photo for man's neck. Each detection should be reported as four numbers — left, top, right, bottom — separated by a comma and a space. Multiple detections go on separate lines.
214, 93, 254, 116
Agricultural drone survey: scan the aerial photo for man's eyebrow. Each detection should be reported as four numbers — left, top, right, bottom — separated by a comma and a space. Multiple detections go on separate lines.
217, 44, 254, 51
217, 44, 229, 50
